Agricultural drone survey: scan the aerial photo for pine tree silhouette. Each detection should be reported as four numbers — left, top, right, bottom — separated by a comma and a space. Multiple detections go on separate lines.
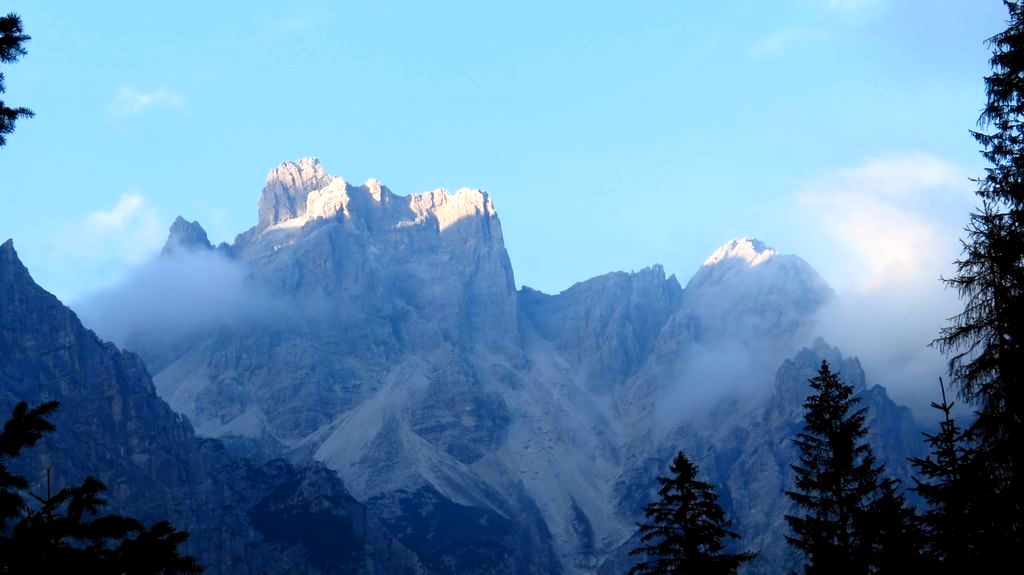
864, 477, 924, 571
933, 0, 1024, 556
0, 401, 57, 532
909, 379, 996, 571
0, 12, 35, 147
785, 360, 919, 574
0, 401, 203, 574
629, 450, 754, 575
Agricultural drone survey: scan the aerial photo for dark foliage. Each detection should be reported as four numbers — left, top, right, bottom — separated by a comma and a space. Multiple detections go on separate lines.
0, 401, 57, 532
909, 380, 1003, 572
864, 477, 924, 572
785, 361, 920, 574
0, 12, 34, 147
0, 401, 202, 574
629, 450, 754, 575
931, 1, 1024, 559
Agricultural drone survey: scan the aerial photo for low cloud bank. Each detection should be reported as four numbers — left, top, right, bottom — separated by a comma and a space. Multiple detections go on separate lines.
75, 248, 287, 350
813, 279, 960, 419
654, 337, 802, 431
795, 152, 977, 419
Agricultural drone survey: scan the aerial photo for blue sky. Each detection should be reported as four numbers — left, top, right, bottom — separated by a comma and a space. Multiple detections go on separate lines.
0, 0, 1007, 305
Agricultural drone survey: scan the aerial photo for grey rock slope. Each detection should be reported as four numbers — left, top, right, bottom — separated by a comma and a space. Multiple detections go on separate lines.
0, 239, 422, 575
89, 158, 925, 573
599, 339, 922, 574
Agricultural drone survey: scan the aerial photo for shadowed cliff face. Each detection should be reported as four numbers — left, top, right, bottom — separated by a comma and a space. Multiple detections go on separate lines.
71, 159, 918, 574
518, 265, 685, 392
0, 239, 423, 575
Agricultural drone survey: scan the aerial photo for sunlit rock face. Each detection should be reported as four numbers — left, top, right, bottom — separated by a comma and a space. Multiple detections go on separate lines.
94, 159, 921, 574
238, 158, 518, 345
257, 157, 336, 229
682, 237, 834, 344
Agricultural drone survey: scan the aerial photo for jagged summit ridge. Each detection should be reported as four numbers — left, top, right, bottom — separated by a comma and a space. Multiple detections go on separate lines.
703, 237, 777, 267
253, 158, 498, 238
406, 187, 497, 231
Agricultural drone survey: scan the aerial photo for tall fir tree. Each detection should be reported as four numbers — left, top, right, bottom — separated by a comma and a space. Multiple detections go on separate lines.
785, 360, 919, 574
933, 0, 1024, 556
629, 450, 754, 575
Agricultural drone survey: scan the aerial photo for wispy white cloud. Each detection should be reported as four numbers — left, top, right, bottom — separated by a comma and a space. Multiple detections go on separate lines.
794, 152, 975, 413
45, 194, 165, 301
796, 152, 971, 293
75, 193, 163, 265
109, 87, 185, 116
87, 194, 147, 231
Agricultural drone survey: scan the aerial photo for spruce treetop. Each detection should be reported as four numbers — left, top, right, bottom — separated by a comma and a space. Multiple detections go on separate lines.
630, 450, 754, 575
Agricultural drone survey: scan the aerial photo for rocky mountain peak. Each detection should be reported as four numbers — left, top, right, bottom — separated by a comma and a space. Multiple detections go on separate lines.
1, 238, 19, 265
0, 239, 34, 291
681, 238, 833, 344
250, 158, 504, 242
364, 178, 386, 202
161, 216, 213, 256
257, 157, 341, 229
268, 157, 332, 189
632, 263, 675, 287
688, 238, 821, 290
702, 237, 777, 267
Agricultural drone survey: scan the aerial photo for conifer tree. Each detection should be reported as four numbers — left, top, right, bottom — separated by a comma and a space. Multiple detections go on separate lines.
864, 478, 924, 571
629, 450, 754, 575
933, 0, 1024, 555
909, 380, 996, 571
0, 401, 203, 574
785, 360, 918, 574
0, 401, 57, 532
0, 12, 34, 147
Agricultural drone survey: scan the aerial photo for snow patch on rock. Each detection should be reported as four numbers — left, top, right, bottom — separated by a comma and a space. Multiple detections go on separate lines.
702, 237, 777, 267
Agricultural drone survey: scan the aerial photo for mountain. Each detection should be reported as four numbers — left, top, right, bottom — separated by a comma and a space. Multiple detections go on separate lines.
681, 237, 833, 344
0, 239, 422, 574
162, 216, 213, 256
77, 158, 923, 573
598, 338, 922, 574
